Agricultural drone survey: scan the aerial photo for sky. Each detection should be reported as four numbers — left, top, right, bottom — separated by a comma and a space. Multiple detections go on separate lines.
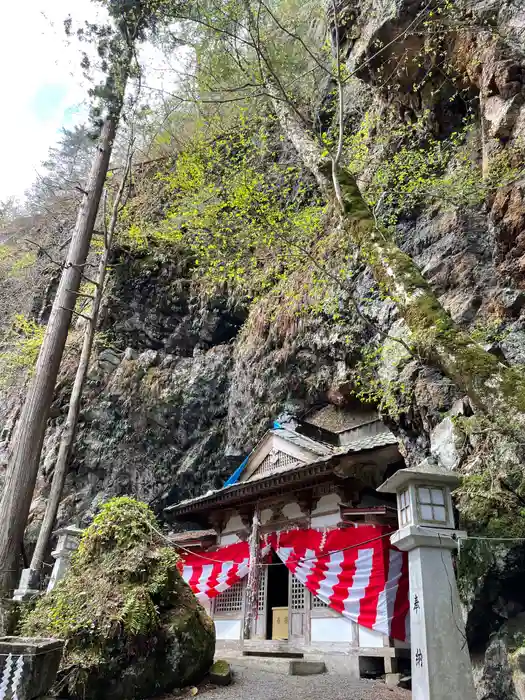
0, 3, 188, 204
0, 1, 100, 202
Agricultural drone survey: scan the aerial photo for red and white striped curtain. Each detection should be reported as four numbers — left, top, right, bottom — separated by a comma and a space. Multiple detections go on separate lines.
179, 527, 409, 641
180, 541, 250, 602
271, 527, 409, 641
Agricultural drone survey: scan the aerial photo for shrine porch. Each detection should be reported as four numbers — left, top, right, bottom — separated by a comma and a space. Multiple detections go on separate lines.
215, 638, 410, 680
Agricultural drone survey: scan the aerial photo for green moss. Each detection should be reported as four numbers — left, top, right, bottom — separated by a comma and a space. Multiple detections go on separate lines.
21, 498, 216, 700
500, 368, 525, 414
405, 294, 453, 337
210, 660, 230, 675
342, 212, 440, 316
455, 431, 525, 552
436, 336, 525, 417
9, 251, 36, 276
22, 498, 183, 669
436, 334, 504, 399
332, 167, 371, 222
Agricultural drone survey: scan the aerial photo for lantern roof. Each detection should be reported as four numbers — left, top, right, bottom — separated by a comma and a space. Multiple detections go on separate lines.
52, 525, 83, 537
377, 459, 460, 494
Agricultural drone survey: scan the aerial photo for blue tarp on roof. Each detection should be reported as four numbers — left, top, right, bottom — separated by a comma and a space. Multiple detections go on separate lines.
223, 421, 285, 487
223, 455, 249, 487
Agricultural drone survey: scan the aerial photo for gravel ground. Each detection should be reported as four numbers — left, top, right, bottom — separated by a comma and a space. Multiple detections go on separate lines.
199, 665, 411, 700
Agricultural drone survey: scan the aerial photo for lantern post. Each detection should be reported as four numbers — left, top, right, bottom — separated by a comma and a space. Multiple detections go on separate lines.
378, 462, 476, 700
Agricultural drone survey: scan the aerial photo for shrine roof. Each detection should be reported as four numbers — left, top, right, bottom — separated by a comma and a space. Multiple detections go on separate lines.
303, 404, 379, 434
269, 426, 333, 456
165, 426, 398, 518
167, 529, 217, 543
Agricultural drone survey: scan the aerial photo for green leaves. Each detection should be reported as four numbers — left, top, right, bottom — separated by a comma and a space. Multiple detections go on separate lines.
0, 314, 45, 387
350, 338, 414, 419
123, 114, 325, 301
345, 108, 524, 230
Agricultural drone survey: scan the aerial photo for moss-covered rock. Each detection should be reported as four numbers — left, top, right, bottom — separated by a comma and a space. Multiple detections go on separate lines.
209, 660, 232, 686
22, 497, 215, 700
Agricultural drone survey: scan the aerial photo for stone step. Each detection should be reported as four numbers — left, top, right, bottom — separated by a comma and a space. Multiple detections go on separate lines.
243, 650, 304, 659
217, 656, 327, 676
289, 660, 327, 676
224, 656, 294, 675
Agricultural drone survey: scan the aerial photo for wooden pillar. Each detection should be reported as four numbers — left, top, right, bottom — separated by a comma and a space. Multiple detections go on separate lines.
243, 505, 261, 640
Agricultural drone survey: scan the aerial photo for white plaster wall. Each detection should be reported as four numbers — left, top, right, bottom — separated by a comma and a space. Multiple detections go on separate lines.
261, 508, 273, 525
215, 619, 242, 640
273, 434, 318, 462
222, 513, 244, 534
311, 617, 355, 642
282, 501, 303, 519
310, 512, 340, 528
312, 493, 340, 514
219, 533, 240, 545
358, 625, 385, 648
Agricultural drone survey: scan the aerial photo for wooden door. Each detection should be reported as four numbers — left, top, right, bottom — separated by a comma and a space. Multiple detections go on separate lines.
254, 565, 268, 639
288, 572, 307, 642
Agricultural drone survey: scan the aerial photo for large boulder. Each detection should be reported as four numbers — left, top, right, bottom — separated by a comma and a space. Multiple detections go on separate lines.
22, 497, 215, 700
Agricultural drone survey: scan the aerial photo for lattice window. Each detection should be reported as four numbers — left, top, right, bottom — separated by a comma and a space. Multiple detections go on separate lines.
417, 486, 447, 523
311, 593, 329, 609
214, 580, 244, 613
257, 571, 267, 612
290, 574, 305, 611
399, 488, 412, 527
254, 450, 299, 478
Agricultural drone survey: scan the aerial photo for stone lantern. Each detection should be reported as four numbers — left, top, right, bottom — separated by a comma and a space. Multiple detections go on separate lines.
13, 525, 83, 601
46, 525, 83, 593
377, 461, 476, 700
395, 467, 456, 531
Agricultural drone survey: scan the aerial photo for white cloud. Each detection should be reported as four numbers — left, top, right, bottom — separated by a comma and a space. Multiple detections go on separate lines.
0, 3, 188, 203
0, 1, 100, 201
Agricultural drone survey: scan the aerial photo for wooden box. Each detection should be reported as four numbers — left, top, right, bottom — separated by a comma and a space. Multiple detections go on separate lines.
272, 606, 289, 640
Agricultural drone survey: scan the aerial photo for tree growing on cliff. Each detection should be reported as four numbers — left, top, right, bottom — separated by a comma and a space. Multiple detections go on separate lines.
25, 125, 96, 215
0, 0, 184, 598
29, 148, 134, 577
165, 0, 525, 435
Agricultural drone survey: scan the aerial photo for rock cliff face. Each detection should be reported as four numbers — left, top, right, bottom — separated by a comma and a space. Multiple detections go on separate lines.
30, 245, 368, 527
2, 0, 525, 697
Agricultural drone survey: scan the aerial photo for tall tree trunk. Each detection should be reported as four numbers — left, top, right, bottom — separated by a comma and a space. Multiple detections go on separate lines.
29, 157, 132, 575
271, 94, 525, 433
0, 112, 123, 594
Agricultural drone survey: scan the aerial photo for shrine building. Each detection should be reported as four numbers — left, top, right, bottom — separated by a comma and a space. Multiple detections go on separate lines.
165, 404, 411, 679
